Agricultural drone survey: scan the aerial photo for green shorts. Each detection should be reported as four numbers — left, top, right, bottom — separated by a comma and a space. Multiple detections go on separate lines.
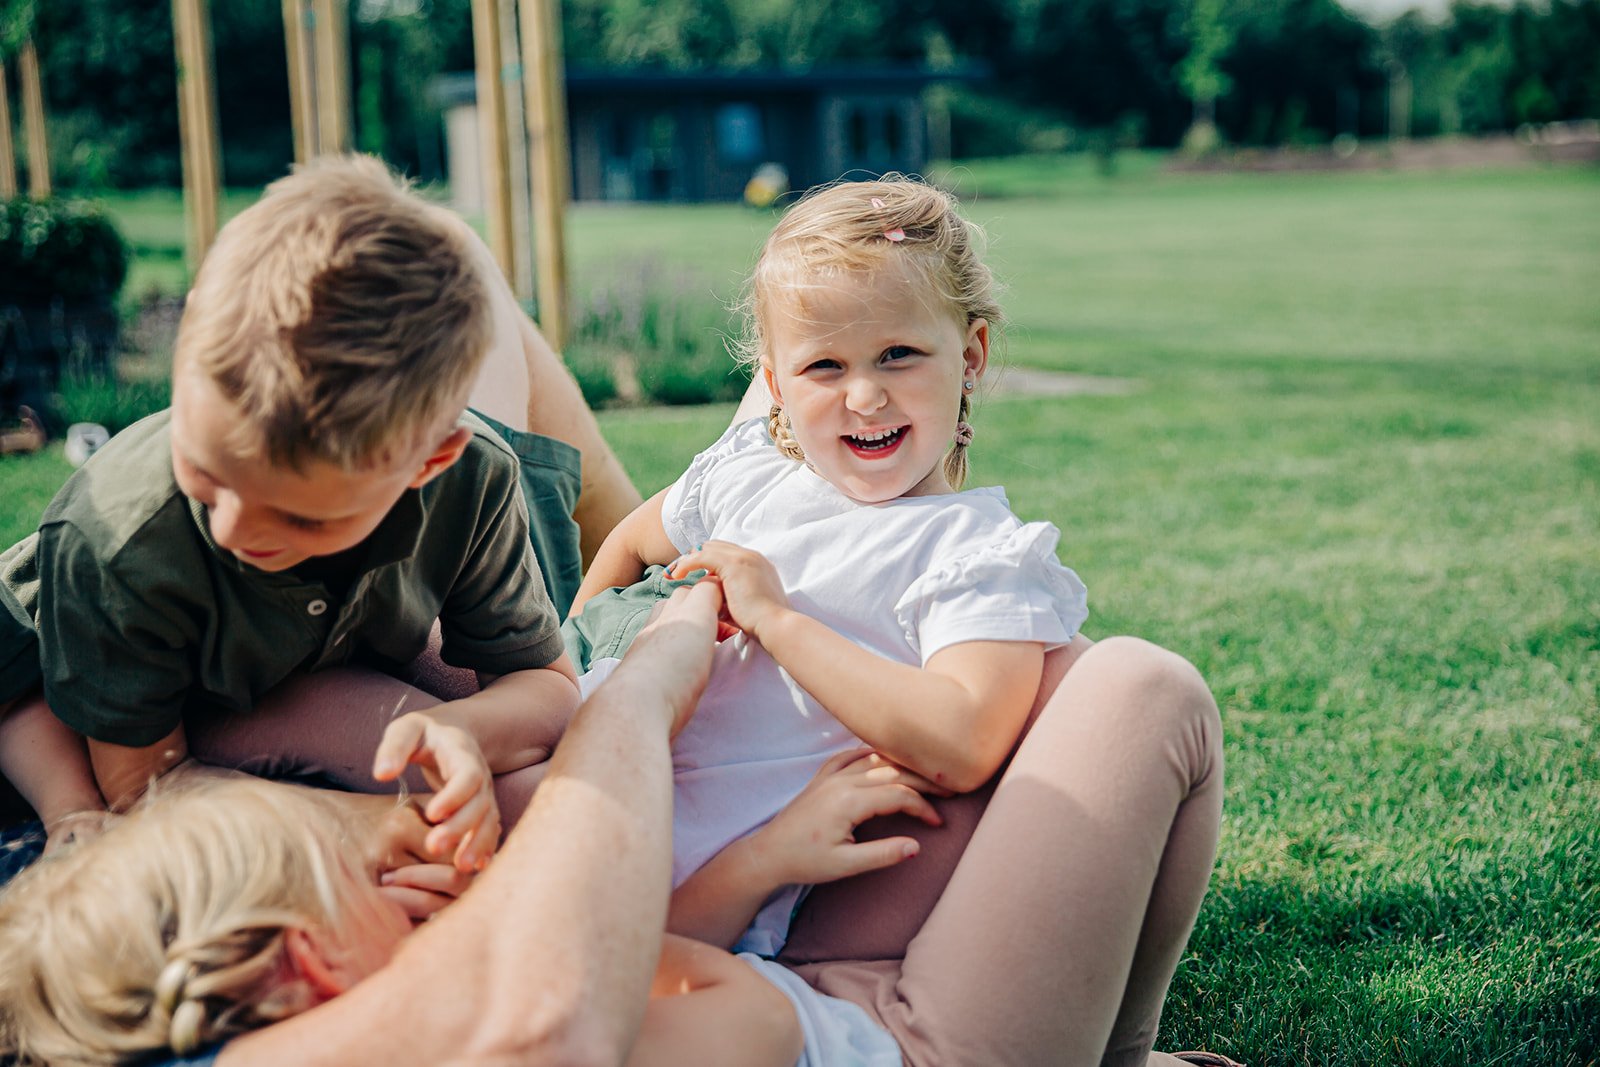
560, 565, 707, 673
473, 410, 585, 621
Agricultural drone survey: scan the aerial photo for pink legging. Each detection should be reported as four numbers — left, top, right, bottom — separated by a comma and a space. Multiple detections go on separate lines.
184, 625, 546, 826
189, 632, 1222, 1066
780, 636, 1224, 1067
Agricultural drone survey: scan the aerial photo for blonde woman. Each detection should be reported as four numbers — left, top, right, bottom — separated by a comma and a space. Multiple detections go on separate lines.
0, 583, 801, 1067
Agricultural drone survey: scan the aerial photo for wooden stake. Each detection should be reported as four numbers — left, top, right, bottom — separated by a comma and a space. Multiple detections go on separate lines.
471, 0, 515, 280
519, 0, 570, 347
0, 61, 16, 198
311, 0, 350, 153
18, 40, 48, 196
283, 0, 316, 162
173, 0, 222, 271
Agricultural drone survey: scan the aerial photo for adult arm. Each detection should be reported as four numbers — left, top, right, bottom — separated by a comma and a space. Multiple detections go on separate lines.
215, 581, 724, 1067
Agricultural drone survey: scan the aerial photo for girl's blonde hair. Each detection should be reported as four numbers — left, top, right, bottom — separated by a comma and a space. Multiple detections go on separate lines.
733, 174, 1002, 490
0, 778, 375, 1066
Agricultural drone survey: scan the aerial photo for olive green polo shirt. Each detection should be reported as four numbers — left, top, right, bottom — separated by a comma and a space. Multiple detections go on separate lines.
0, 409, 565, 747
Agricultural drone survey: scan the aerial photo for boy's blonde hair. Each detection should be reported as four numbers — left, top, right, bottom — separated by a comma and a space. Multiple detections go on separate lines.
0, 778, 376, 1065
174, 155, 493, 471
734, 175, 1002, 490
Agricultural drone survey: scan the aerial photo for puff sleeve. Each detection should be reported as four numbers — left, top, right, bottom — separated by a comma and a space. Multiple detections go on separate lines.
660, 417, 772, 553
893, 522, 1088, 664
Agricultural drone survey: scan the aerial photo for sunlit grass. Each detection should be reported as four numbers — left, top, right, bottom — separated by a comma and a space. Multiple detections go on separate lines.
12, 159, 1599, 1064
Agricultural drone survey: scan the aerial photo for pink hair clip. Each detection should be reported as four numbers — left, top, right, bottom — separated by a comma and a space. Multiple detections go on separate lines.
871, 197, 905, 243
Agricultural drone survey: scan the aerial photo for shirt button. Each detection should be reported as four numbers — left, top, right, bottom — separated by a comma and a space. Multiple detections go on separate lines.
307, 599, 328, 616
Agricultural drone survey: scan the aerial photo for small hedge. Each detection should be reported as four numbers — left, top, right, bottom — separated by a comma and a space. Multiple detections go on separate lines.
0, 197, 129, 302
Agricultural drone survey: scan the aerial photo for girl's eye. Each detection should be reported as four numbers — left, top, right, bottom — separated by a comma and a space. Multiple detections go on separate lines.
881, 346, 916, 362
806, 358, 841, 372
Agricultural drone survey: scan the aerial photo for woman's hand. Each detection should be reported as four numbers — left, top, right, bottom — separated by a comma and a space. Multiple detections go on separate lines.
667, 541, 789, 643
747, 748, 949, 887
373, 711, 501, 872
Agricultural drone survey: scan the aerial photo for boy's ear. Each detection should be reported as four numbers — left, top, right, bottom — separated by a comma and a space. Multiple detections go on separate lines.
407, 426, 473, 490
284, 926, 350, 1000
963, 318, 990, 383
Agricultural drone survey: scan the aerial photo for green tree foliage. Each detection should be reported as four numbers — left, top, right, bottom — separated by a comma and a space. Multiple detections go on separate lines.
13, 0, 1600, 190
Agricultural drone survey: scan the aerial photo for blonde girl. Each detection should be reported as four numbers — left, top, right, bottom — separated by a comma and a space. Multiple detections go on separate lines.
571, 177, 1236, 1066
0, 774, 800, 1067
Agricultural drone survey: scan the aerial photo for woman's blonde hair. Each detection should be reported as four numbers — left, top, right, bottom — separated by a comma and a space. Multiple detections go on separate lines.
733, 174, 1002, 490
0, 778, 375, 1066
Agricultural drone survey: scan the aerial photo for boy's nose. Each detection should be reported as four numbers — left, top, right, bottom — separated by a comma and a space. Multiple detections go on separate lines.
206, 491, 256, 550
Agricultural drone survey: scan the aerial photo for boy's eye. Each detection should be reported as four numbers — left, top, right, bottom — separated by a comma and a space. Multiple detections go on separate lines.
282, 515, 327, 532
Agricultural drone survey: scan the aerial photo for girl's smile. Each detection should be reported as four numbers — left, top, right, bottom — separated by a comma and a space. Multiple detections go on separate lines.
763, 261, 988, 504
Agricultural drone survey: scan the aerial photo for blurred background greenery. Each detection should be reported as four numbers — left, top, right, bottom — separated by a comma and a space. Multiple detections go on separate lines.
3, 0, 1597, 191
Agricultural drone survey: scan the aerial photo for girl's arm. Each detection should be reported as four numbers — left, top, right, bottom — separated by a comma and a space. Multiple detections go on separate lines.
569, 488, 679, 616
670, 542, 1046, 793
668, 749, 943, 948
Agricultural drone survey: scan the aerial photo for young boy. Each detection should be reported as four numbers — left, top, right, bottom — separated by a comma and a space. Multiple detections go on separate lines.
0, 157, 616, 857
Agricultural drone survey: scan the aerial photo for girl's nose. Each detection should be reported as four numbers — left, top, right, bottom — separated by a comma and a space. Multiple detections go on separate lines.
845, 376, 887, 414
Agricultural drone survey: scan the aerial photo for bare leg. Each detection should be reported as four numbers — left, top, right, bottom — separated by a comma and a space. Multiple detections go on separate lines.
626, 935, 802, 1067
452, 215, 642, 564
185, 648, 543, 829
782, 637, 1224, 1066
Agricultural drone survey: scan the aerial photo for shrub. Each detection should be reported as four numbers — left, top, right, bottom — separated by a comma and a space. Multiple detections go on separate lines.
0, 197, 129, 302
51, 371, 169, 434
567, 261, 750, 407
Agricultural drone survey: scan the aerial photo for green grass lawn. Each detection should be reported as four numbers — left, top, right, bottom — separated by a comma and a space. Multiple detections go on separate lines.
8, 158, 1599, 1064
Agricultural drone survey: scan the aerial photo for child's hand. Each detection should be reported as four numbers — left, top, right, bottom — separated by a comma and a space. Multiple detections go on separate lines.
667, 541, 789, 642
748, 748, 948, 887
373, 711, 501, 873
369, 799, 477, 922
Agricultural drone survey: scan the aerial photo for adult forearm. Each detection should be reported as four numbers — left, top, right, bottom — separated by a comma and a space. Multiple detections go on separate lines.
218, 584, 721, 1067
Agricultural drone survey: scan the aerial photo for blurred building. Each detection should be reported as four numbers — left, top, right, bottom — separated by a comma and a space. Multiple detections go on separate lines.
433, 65, 980, 208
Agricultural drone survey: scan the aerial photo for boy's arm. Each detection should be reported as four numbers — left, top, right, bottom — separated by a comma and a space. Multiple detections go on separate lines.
86, 723, 189, 811
422, 654, 582, 773
569, 489, 679, 616
0, 692, 105, 834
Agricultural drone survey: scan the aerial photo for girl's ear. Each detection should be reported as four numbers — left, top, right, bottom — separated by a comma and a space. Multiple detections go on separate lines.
284, 926, 349, 1000
761, 363, 783, 405
963, 318, 990, 383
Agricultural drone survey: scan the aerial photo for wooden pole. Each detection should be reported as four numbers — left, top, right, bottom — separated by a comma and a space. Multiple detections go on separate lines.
471, 0, 515, 280
18, 40, 48, 196
173, 0, 222, 270
283, 0, 316, 162
519, 0, 570, 347
311, 0, 351, 153
0, 61, 16, 198
502, 0, 532, 303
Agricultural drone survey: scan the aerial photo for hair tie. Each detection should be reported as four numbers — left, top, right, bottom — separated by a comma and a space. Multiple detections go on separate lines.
155, 958, 197, 1015
869, 197, 905, 243
954, 421, 975, 447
